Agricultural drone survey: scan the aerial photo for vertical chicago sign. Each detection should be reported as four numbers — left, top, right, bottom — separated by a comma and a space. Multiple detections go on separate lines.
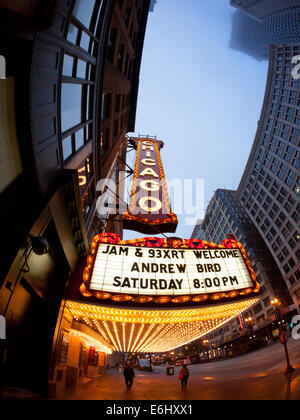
123, 137, 178, 234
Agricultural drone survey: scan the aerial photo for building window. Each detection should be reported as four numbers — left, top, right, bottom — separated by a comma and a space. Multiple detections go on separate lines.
107, 27, 118, 63
100, 128, 110, 155
102, 93, 112, 120
61, 83, 83, 132
117, 42, 125, 72
73, 0, 97, 29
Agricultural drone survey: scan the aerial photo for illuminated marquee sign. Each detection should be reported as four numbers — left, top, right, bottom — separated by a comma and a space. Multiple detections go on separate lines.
80, 234, 260, 305
123, 138, 178, 234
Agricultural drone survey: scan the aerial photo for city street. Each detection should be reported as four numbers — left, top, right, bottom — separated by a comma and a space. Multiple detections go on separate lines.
57, 339, 300, 400
1, 0, 300, 402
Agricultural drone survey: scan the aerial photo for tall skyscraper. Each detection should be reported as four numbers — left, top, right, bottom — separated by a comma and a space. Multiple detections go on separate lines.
237, 44, 300, 313
230, 0, 300, 21
229, 7, 300, 60
193, 189, 291, 312
192, 189, 293, 355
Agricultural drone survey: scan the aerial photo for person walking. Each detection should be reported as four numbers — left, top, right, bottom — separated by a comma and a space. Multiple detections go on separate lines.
179, 364, 189, 390
119, 361, 123, 374
123, 362, 135, 390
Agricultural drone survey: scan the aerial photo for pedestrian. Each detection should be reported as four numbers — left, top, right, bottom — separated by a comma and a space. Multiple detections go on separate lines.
179, 364, 189, 390
123, 362, 135, 390
119, 361, 123, 374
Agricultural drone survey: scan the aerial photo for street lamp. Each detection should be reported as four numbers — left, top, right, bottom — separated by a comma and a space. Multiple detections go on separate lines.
245, 316, 254, 336
271, 298, 280, 306
202, 339, 210, 361
271, 298, 282, 325
271, 298, 294, 375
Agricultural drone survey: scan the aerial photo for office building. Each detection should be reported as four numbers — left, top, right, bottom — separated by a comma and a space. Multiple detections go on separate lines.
0, 0, 151, 396
237, 44, 300, 313
230, 0, 300, 21
192, 189, 293, 357
229, 7, 300, 60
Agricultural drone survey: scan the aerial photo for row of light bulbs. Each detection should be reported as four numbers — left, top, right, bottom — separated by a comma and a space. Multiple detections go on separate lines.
67, 299, 259, 324
66, 298, 259, 353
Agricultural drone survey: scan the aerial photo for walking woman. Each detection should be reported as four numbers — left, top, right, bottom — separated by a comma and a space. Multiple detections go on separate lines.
179, 364, 190, 390
123, 362, 135, 390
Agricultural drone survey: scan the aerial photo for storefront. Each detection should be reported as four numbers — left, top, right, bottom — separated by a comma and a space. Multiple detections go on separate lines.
47, 232, 262, 396
49, 307, 113, 398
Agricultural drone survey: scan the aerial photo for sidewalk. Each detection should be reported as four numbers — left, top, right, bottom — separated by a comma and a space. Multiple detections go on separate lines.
2, 340, 300, 400
54, 358, 300, 400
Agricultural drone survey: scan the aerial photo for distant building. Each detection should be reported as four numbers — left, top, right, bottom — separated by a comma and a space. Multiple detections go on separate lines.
230, 0, 300, 22
191, 219, 204, 239
229, 7, 300, 61
194, 189, 291, 310
192, 189, 293, 358
150, 0, 158, 12
237, 44, 300, 313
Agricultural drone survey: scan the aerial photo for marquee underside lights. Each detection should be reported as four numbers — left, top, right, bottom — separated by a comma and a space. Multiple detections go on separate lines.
80, 233, 260, 305
66, 299, 260, 353
122, 138, 178, 234
74, 234, 261, 352
68, 329, 114, 354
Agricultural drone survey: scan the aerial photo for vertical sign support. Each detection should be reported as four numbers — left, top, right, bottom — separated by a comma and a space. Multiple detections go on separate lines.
123, 137, 178, 234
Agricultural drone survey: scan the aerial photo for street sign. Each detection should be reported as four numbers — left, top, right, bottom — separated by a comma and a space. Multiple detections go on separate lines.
279, 332, 287, 345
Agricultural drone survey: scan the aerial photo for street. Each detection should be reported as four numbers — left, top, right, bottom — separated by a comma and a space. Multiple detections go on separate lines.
57, 338, 300, 400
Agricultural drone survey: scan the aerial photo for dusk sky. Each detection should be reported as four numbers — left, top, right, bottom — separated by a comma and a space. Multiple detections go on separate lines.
124, 0, 269, 241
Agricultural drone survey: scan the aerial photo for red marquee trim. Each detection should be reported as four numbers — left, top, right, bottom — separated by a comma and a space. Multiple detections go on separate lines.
80, 233, 261, 303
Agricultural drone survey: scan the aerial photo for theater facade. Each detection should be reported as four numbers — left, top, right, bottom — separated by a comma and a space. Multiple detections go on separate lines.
48, 232, 261, 396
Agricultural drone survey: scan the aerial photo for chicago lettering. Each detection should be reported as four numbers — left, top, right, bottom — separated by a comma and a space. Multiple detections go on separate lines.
138, 140, 163, 213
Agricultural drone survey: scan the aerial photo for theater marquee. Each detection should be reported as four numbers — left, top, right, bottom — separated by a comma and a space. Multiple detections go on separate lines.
80, 233, 260, 305
122, 137, 178, 234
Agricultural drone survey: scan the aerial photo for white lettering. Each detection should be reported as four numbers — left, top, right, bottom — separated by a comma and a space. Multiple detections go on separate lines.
0, 55, 6, 79
292, 315, 300, 340
139, 196, 162, 213
142, 145, 154, 151
0, 316, 6, 340
140, 167, 159, 178
140, 180, 160, 192
292, 55, 300, 80
141, 158, 156, 166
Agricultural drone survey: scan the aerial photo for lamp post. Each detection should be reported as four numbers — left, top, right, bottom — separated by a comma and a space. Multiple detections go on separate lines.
245, 316, 254, 334
202, 339, 210, 361
271, 298, 294, 375
245, 316, 256, 352
271, 298, 282, 324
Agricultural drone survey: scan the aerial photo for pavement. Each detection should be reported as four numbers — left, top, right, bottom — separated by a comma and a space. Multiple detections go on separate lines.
56, 338, 300, 400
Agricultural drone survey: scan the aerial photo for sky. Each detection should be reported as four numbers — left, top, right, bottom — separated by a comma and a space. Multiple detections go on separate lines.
124, 0, 268, 241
